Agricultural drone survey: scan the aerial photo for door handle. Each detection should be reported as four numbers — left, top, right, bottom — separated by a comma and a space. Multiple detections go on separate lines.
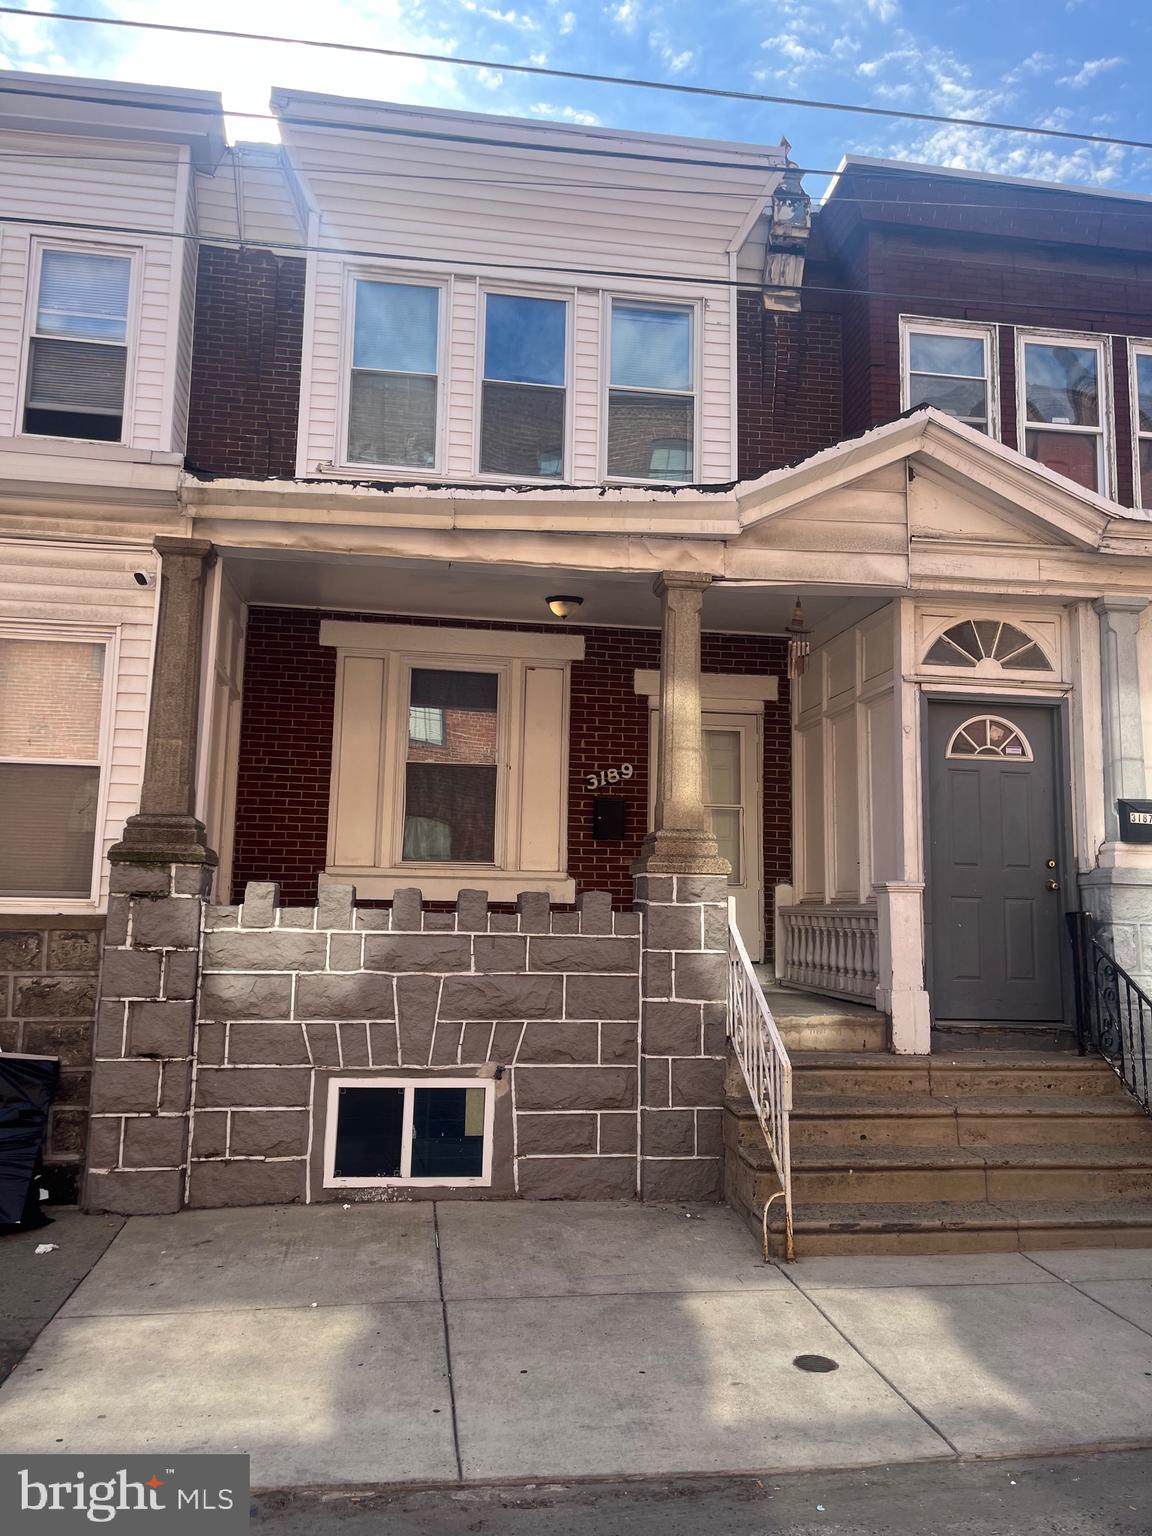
1046, 879, 1060, 892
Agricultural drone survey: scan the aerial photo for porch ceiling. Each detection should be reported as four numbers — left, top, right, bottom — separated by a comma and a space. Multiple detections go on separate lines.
220, 549, 884, 634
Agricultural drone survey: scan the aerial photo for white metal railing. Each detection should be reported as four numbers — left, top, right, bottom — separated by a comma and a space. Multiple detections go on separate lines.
778, 904, 879, 1003
728, 902, 794, 1263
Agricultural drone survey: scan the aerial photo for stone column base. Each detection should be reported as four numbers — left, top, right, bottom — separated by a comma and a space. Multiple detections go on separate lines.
634, 828, 730, 877
84, 858, 211, 1216
636, 872, 729, 1202
1079, 865, 1152, 994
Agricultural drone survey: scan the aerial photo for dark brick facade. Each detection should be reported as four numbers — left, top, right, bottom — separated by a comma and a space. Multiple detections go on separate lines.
815, 166, 1152, 509
230, 608, 791, 945
736, 288, 844, 479
185, 246, 305, 480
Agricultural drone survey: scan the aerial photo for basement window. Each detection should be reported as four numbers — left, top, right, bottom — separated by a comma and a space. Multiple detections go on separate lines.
324, 1077, 494, 1187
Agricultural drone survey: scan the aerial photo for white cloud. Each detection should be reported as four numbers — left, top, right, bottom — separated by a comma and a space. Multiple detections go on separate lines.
863, 0, 899, 20
527, 101, 601, 125
558, 10, 576, 34
609, 1, 641, 34
650, 34, 694, 74
1056, 56, 1122, 89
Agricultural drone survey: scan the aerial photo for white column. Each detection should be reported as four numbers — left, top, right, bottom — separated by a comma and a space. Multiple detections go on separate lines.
1094, 596, 1148, 843
874, 879, 931, 1054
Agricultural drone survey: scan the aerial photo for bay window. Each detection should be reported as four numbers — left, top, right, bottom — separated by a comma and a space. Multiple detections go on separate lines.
1131, 345, 1152, 509
901, 319, 995, 433
607, 301, 694, 481
321, 621, 583, 900
0, 634, 107, 900
1018, 332, 1108, 493
347, 278, 441, 469
24, 246, 132, 442
480, 293, 567, 477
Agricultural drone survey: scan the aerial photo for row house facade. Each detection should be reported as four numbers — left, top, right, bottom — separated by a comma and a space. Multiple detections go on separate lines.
3, 71, 1152, 1249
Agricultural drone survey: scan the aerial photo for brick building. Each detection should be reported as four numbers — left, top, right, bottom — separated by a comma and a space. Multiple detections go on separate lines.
4, 76, 1152, 1250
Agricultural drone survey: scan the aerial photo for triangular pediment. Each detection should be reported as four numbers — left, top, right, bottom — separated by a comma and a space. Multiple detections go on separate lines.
730, 410, 1115, 559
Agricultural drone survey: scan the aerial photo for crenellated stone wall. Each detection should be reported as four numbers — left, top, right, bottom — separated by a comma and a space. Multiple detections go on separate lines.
189, 882, 648, 1206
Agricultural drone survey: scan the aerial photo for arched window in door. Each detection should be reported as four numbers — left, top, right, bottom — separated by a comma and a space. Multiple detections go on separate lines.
924, 620, 1053, 672
946, 715, 1034, 761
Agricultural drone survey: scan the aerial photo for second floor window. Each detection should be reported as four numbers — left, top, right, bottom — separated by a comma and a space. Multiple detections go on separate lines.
607, 301, 694, 481
1019, 333, 1106, 494
24, 248, 131, 442
1132, 347, 1152, 509
480, 293, 567, 478
902, 321, 993, 433
348, 279, 440, 469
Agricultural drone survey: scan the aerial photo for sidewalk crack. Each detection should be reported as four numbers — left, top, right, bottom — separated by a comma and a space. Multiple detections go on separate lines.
432, 1202, 464, 1481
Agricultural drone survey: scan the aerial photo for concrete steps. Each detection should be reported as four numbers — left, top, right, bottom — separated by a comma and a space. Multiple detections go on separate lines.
724, 1050, 1152, 1255
757, 982, 889, 1054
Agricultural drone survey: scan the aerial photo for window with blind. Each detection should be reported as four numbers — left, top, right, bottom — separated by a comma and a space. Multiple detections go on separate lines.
1132, 346, 1152, 509
347, 278, 441, 469
479, 293, 567, 478
1018, 332, 1109, 494
24, 248, 132, 442
901, 319, 996, 433
607, 301, 694, 481
0, 636, 106, 900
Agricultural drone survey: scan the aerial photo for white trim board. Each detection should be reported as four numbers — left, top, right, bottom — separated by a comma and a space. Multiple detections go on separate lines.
320, 619, 585, 660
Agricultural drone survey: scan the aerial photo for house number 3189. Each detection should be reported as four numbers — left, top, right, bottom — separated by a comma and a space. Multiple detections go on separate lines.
586, 764, 633, 790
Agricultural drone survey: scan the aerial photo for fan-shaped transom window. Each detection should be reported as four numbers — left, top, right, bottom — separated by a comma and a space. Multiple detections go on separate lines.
924, 619, 1052, 672
946, 715, 1034, 760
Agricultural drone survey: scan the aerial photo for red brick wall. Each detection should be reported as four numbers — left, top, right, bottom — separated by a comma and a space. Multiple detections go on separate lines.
231, 607, 791, 945
737, 288, 844, 478
185, 246, 305, 479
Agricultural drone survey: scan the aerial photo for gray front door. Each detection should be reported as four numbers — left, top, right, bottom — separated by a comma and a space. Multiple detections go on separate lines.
926, 701, 1064, 1023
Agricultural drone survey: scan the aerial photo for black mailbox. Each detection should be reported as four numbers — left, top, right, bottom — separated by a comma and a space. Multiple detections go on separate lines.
1118, 799, 1152, 843
592, 797, 627, 840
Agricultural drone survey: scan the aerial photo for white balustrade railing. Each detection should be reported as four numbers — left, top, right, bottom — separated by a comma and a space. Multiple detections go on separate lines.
778, 904, 879, 1003
728, 902, 794, 1263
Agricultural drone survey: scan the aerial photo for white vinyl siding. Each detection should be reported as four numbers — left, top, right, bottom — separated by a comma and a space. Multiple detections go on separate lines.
0, 539, 157, 910
0, 132, 193, 453
285, 105, 776, 484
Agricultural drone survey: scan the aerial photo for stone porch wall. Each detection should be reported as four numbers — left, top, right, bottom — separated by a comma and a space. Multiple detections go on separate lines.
190, 883, 648, 1206
1, 918, 102, 1200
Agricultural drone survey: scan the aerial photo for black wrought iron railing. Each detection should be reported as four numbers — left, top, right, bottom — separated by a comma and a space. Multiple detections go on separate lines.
1068, 911, 1152, 1115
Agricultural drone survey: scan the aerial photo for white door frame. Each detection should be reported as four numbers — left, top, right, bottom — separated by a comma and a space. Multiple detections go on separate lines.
645, 701, 765, 959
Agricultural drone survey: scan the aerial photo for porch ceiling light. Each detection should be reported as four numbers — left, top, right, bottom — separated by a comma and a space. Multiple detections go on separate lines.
546, 594, 584, 620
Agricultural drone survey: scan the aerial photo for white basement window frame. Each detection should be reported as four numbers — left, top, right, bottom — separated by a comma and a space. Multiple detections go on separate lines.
1129, 340, 1152, 510
899, 316, 998, 436
20, 239, 139, 446
339, 270, 448, 475
319, 620, 584, 901
1016, 327, 1112, 497
323, 1076, 496, 1188
0, 622, 117, 908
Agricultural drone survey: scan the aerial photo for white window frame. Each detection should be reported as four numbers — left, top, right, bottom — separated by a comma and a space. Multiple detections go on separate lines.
474, 284, 573, 483
602, 296, 700, 485
337, 268, 449, 477
320, 621, 583, 901
18, 237, 140, 447
1128, 339, 1152, 511
1015, 327, 1113, 498
323, 1075, 496, 1189
899, 315, 999, 438
0, 621, 118, 909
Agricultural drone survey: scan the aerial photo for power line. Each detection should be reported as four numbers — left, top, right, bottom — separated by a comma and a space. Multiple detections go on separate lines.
3, 4, 1152, 157
5, 208, 1152, 327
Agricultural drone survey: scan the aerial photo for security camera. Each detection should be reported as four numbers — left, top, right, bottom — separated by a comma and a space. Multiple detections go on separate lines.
133, 570, 156, 588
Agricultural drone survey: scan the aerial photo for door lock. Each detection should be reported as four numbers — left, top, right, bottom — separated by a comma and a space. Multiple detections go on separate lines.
1046, 879, 1060, 892
1046, 859, 1057, 869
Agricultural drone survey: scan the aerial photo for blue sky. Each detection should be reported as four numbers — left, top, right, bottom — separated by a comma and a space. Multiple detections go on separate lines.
0, 0, 1148, 195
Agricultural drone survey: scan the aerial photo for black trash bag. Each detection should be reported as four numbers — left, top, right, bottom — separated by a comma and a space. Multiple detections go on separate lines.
0, 1054, 60, 1229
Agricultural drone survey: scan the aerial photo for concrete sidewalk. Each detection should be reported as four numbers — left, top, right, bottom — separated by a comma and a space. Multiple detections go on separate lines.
0, 1201, 1151, 1488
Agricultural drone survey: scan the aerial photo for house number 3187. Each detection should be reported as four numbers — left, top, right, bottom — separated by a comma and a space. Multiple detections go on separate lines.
586, 764, 633, 790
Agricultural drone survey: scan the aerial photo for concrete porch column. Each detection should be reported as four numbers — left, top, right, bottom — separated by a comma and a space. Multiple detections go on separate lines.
874, 881, 931, 1054
87, 538, 218, 1216
636, 572, 729, 878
